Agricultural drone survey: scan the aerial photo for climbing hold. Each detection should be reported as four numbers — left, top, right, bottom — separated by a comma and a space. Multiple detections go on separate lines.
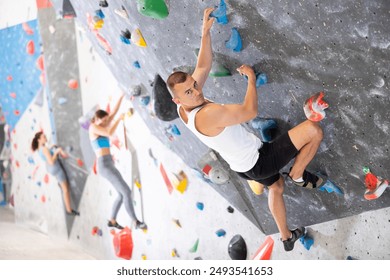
120, 36, 130, 44
252, 236, 274, 260
43, 174, 49, 184
189, 239, 199, 253
171, 249, 179, 257
9, 92, 16, 99
317, 174, 343, 195
170, 124, 180, 135
202, 164, 229, 185
169, 171, 188, 194
95, 32, 113, 55
76, 158, 84, 167
247, 180, 264, 195
120, 29, 131, 44
299, 233, 314, 250
92, 16, 104, 29
68, 79, 78, 89
36, 55, 45, 71
7, 75, 12, 81
216, 229, 226, 237
153, 74, 178, 121
141, 254, 147, 260
140, 95, 150, 106
228, 234, 247, 260
209, 61, 231, 77
303, 92, 329, 122
210, 0, 228, 24
136, 0, 169, 19
159, 163, 173, 194
41, 195, 46, 203
49, 25, 56, 34
62, 0, 76, 19
37, 181, 42, 186
245, 72, 268, 87
92, 226, 99, 236
196, 202, 204, 211
22, 22, 34, 35
225, 28, 242, 52
363, 167, 389, 200
97, 229, 103, 236
99, 0, 108, 8
172, 219, 182, 228
131, 28, 147, 47
14, 110, 20, 116
250, 117, 277, 142
114, 6, 129, 19
113, 227, 134, 260
58, 97, 68, 105
227, 206, 234, 213
95, 9, 105, 19
133, 61, 141, 69
26, 40, 35, 55
27, 156, 35, 165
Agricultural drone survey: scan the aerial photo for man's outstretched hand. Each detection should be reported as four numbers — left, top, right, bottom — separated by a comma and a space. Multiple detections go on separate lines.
202, 8, 215, 34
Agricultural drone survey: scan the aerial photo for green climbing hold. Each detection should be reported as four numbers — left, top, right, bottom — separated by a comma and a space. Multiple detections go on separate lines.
189, 238, 199, 253
209, 62, 231, 77
137, 0, 169, 19
363, 166, 370, 174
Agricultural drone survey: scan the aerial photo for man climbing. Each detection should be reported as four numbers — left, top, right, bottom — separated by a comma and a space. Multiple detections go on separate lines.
167, 7, 325, 252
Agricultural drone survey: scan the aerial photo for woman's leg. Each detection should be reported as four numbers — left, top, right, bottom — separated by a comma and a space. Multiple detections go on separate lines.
59, 181, 72, 213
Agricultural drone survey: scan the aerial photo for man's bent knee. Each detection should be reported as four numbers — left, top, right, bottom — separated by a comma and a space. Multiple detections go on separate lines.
308, 121, 323, 141
268, 178, 284, 195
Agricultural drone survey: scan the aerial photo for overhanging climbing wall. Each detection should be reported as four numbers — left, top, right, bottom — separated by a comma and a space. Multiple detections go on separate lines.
70, 0, 390, 234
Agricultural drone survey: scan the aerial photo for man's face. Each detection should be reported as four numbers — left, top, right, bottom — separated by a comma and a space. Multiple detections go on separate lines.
172, 76, 205, 107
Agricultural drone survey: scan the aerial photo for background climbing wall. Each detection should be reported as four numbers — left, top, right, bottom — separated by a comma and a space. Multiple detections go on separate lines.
68, 0, 390, 234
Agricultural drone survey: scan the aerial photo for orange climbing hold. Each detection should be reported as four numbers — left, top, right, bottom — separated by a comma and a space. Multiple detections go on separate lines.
68, 79, 78, 89
113, 227, 134, 260
26, 40, 35, 55
22, 22, 34, 35
252, 236, 274, 260
36, 55, 44, 71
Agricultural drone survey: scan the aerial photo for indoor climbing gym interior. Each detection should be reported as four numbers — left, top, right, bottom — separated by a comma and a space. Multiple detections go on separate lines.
1, 0, 389, 267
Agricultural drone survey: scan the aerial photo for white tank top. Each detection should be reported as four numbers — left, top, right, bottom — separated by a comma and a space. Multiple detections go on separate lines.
178, 104, 262, 172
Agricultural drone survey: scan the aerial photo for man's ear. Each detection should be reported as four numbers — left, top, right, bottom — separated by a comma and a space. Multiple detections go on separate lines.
172, 97, 180, 105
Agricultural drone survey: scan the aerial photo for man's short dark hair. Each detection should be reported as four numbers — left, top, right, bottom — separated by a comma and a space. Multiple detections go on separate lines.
167, 71, 189, 96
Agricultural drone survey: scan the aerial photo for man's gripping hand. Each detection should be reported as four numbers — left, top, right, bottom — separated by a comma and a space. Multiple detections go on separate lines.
202, 8, 215, 35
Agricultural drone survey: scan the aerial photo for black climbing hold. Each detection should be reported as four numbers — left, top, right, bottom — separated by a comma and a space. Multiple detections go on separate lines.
99, 0, 108, 8
227, 206, 234, 213
153, 74, 178, 121
228, 234, 247, 260
121, 29, 131, 39
63, 0, 76, 18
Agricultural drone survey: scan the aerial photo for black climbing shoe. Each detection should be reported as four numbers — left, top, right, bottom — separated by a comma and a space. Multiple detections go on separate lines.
135, 220, 147, 230
108, 221, 124, 230
282, 227, 305, 252
286, 169, 324, 189
66, 209, 80, 216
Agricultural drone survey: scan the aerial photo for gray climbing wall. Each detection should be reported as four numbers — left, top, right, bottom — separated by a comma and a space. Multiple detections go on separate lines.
69, 0, 390, 234
37, 6, 86, 236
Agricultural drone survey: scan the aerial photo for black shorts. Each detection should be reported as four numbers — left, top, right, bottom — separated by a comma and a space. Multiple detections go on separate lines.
236, 132, 298, 186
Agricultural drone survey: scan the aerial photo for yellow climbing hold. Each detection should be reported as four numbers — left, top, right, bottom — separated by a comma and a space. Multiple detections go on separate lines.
93, 17, 104, 29
126, 108, 134, 118
172, 219, 182, 228
141, 254, 147, 260
171, 249, 179, 257
169, 171, 188, 194
247, 180, 264, 195
132, 28, 147, 47
134, 179, 142, 189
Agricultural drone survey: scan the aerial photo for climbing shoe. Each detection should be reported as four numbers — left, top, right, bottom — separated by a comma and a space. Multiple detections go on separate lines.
107, 220, 124, 230
282, 227, 305, 252
135, 220, 148, 230
66, 209, 80, 216
287, 169, 325, 189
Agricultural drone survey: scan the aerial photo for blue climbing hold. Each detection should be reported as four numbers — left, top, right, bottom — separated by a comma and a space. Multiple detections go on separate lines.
225, 28, 242, 52
140, 95, 150, 106
196, 202, 204, 211
58, 97, 67, 105
120, 36, 131, 45
27, 156, 35, 165
37, 181, 42, 187
216, 229, 226, 237
170, 124, 181, 136
133, 61, 141, 68
95, 9, 105, 19
318, 179, 343, 195
299, 234, 314, 250
244, 72, 268, 88
250, 117, 277, 142
210, 0, 228, 25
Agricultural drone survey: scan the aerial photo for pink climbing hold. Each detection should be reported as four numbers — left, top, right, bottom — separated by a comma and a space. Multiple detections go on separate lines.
41, 195, 46, 203
7, 75, 13, 81
15, 161, 20, 168
44, 174, 49, 184
39, 72, 46, 86
22, 22, 34, 35
26, 40, 35, 55
10, 92, 16, 99
303, 92, 329, 122
14, 110, 20, 116
68, 79, 78, 89
76, 158, 84, 167
36, 55, 45, 71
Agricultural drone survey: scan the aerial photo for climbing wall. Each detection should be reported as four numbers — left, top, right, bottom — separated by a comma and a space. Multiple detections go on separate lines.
57, 0, 390, 234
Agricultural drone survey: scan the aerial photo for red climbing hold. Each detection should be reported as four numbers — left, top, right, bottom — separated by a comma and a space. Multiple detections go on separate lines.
303, 92, 329, 122
68, 79, 78, 89
365, 170, 379, 191
252, 236, 274, 260
36, 55, 45, 71
41, 195, 46, 203
13, 143, 17, 150
14, 110, 20, 116
26, 40, 35, 55
76, 158, 84, 167
44, 174, 49, 184
10, 92, 16, 99
95, 32, 113, 55
39, 72, 46, 86
36, 0, 53, 9
113, 227, 134, 260
7, 75, 13, 81
22, 22, 34, 35
92, 226, 99, 236
15, 161, 20, 168
93, 159, 97, 174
